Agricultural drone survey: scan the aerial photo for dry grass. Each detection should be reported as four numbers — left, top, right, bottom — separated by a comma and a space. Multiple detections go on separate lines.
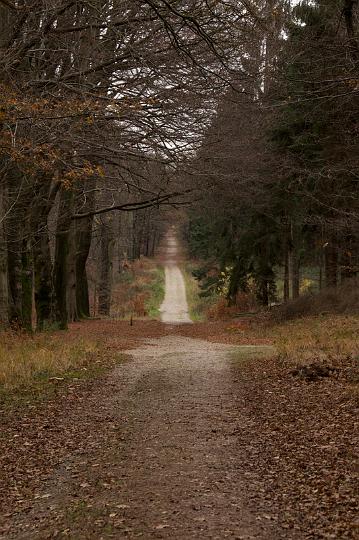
0, 331, 101, 400
265, 315, 359, 393
268, 315, 359, 361
207, 293, 258, 320
111, 258, 164, 319
272, 278, 359, 322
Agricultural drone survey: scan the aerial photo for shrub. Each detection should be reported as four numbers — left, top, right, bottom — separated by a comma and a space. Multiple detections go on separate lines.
272, 278, 359, 322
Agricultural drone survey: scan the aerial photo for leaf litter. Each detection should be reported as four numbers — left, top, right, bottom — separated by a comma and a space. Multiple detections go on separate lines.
0, 319, 357, 539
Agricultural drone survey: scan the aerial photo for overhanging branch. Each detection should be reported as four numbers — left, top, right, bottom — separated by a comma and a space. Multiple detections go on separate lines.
72, 190, 193, 220
0, 0, 16, 9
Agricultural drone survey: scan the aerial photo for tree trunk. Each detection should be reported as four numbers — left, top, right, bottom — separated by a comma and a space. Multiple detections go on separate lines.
0, 181, 9, 326
149, 227, 157, 257
7, 216, 23, 324
289, 248, 300, 299
120, 212, 135, 263
283, 235, 290, 302
33, 216, 55, 329
129, 212, 135, 261
325, 242, 338, 288
288, 220, 300, 299
66, 219, 78, 323
75, 180, 95, 318
98, 216, 114, 316
340, 236, 356, 281
54, 187, 74, 329
32, 180, 60, 329
34, 238, 54, 329
75, 218, 93, 318
21, 237, 34, 332
257, 278, 269, 307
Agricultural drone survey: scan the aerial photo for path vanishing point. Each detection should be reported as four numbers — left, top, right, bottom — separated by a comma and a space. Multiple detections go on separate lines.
3, 229, 278, 540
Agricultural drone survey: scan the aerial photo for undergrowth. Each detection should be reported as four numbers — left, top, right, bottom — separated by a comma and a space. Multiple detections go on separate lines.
271, 278, 359, 322
112, 258, 164, 319
0, 332, 124, 406
272, 315, 359, 357
145, 266, 165, 318
183, 263, 217, 320
266, 315, 359, 373
184, 261, 261, 321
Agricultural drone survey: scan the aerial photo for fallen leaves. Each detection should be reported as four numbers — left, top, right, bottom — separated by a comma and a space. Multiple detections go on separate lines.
0, 317, 357, 539
231, 350, 358, 539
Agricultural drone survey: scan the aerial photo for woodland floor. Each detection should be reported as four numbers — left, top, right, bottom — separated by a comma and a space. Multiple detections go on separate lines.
0, 317, 358, 539
0, 235, 358, 539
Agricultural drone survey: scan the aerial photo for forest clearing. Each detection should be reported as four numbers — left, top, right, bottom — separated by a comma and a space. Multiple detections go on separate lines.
0, 1, 359, 539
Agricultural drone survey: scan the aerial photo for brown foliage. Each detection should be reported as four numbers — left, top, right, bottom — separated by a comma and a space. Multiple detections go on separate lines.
207, 291, 258, 320
272, 278, 359, 322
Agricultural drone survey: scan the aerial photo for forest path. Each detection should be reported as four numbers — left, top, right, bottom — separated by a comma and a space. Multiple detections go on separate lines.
159, 229, 192, 324
3, 337, 277, 540
1, 230, 280, 539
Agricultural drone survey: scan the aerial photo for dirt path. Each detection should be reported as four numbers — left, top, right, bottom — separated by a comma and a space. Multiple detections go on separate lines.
1, 232, 357, 538
0, 231, 283, 539
160, 231, 192, 324
2, 336, 278, 540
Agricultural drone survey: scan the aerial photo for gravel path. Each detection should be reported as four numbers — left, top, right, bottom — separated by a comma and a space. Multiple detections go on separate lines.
2, 336, 277, 540
2, 232, 355, 538
160, 233, 192, 324
0, 231, 280, 539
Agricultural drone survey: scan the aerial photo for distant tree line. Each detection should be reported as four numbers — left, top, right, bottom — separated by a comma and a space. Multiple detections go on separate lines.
187, 0, 359, 307
0, 0, 256, 329
2, 1, 357, 327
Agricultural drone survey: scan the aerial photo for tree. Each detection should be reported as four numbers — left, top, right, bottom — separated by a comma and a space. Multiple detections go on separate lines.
0, 0, 256, 328
186, 1, 359, 306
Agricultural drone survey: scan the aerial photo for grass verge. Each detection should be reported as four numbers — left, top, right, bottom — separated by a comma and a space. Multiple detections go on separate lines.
266, 314, 359, 365
0, 331, 125, 407
224, 313, 359, 392
182, 262, 217, 321
230, 345, 277, 365
145, 265, 165, 318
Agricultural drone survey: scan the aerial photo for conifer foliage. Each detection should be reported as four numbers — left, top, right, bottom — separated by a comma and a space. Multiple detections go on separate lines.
187, 0, 359, 307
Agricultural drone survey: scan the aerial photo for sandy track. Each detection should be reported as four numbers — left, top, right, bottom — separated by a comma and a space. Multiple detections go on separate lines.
1, 231, 280, 539
2, 336, 277, 540
160, 233, 192, 324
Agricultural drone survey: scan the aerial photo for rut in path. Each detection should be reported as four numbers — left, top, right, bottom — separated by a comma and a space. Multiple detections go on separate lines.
2, 230, 279, 540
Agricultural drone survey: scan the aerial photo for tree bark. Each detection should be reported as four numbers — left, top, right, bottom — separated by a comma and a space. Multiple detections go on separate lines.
288, 246, 300, 299
283, 226, 290, 302
21, 236, 34, 331
33, 226, 54, 329
66, 218, 78, 323
325, 242, 338, 288
0, 181, 9, 325
340, 235, 356, 281
54, 187, 74, 329
5, 166, 26, 324
33, 182, 59, 329
75, 202, 94, 318
283, 246, 290, 302
98, 216, 114, 316
288, 222, 300, 299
